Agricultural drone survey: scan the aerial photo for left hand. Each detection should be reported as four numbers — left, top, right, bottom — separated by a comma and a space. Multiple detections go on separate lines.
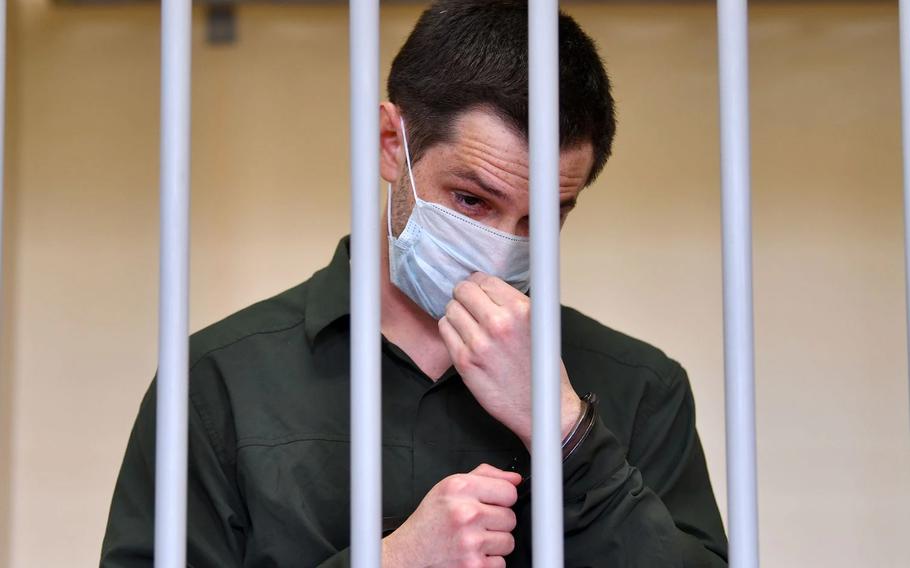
438, 272, 583, 449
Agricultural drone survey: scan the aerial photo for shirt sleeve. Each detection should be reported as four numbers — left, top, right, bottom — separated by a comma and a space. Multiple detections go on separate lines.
99, 379, 249, 568
511, 364, 728, 567
571, 362, 727, 566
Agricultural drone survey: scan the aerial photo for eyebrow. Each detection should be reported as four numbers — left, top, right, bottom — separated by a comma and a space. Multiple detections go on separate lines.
449, 168, 508, 201
449, 167, 578, 209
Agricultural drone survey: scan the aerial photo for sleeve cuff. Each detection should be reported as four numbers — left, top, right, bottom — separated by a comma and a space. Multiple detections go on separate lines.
562, 411, 630, 501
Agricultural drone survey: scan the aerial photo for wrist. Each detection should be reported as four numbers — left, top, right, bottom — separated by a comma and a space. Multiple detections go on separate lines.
515, 392, 583, 450
560, 392, 584, 439
561, 392, 598, 461
381, 531, 410, 568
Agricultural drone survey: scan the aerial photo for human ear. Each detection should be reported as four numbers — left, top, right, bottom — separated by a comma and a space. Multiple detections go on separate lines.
379, 102, 404, 184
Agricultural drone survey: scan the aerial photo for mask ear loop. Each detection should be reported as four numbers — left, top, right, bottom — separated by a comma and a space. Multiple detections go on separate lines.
389, 115, 419, 238
399, 116, 419, 201
386, 183, 393, 237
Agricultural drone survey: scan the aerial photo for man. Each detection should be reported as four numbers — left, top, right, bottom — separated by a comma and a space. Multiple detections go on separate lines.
102, 1, 728, 566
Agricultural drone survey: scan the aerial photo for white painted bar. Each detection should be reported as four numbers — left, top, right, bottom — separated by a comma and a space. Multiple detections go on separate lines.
716, 1, 760, 567
899, 0, 910, 432
528, 0, 564, 565
154, 0, 191, 565
348, 0, 382, 567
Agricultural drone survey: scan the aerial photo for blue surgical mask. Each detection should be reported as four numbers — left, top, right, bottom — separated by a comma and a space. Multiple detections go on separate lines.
388, 117, 531, 319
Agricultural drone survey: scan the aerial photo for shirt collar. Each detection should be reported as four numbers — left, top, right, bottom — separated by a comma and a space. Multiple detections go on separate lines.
304, 235, 354, 343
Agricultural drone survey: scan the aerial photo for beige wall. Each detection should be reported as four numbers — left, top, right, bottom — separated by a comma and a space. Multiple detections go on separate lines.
1, 0, 908, 566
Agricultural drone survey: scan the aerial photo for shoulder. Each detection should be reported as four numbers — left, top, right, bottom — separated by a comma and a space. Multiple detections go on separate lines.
560, 305, 685, 392
182, 280, 314, 448
560, 306, 697, 453
189, 280, 311, 370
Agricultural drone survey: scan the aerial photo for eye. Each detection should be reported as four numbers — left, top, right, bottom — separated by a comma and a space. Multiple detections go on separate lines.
453, 192, 485, 208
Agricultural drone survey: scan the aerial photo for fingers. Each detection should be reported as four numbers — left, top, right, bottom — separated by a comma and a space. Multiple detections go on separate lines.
482, 531, 516, 557
467, 272, 522, 306
477, 503, 518, 532
463, 475, 519, 508
453, 280, 500, 326
438, 315, 465, 356
442, 298, 483, 347
470, 463, 522, 486
439, 467, 519, 508
458, 274, 529, 340
481, 556, 507, 568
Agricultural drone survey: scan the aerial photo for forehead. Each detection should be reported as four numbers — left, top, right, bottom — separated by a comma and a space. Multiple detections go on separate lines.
439, 108, 594, 192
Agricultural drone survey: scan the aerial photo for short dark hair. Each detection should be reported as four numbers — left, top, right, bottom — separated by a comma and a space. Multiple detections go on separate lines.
388, 0, 616, 186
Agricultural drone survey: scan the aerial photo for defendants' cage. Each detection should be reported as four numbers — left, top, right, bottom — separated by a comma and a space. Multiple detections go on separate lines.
7, 1, 907, 567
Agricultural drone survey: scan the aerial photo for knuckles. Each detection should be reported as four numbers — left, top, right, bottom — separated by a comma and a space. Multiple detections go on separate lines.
421, 470, 516, 568
438, 474, 469, 496
455, 531, 482, 553
449, 502, 480, 528
472, 463, 497, 476
512, 297, 530, 320
485, 313, 512, 338
453, 351, 474, 370
489, 300, 529, 339
467, 336, 493, 360
457, 557, 489, 568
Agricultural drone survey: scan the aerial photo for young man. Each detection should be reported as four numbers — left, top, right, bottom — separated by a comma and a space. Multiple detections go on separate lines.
102, 1, 728, 566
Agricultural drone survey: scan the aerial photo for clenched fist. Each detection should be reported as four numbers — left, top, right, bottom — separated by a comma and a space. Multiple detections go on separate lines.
381, 464, 521, 568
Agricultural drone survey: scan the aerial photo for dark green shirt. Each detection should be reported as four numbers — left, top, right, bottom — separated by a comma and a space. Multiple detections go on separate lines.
101, 237, 728, 567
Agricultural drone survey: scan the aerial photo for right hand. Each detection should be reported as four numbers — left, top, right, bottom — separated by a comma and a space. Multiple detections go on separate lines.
382, 463, 521, 568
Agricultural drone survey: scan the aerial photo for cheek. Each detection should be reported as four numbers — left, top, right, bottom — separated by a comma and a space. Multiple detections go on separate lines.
389, 178, 415, 237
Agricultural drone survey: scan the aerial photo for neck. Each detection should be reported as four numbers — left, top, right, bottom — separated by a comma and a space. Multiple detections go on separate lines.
380, 227, 453, 380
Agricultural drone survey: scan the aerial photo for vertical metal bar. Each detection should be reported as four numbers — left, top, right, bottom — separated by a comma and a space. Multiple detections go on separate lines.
717, 1, 759, 567
529, 0, 564, 566
899, 0, 910, 433
155, 0, 191, 565
0, 0, 6, 305
349, 0, 381, 567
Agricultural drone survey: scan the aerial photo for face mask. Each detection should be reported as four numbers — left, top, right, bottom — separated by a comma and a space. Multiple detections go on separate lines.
388, 117, 531, 320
